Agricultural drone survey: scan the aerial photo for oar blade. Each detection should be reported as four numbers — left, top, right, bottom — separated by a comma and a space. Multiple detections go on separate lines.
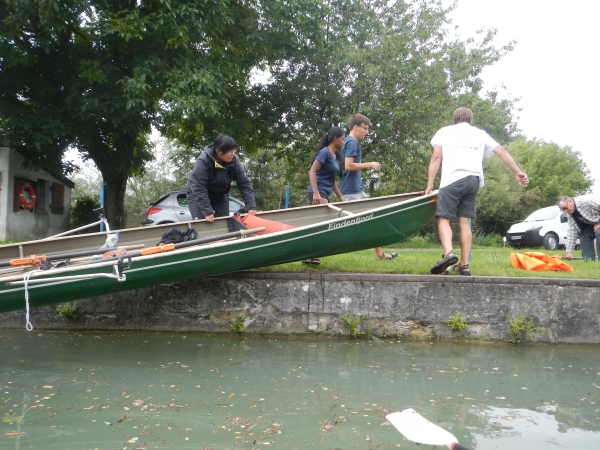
386, 409, 457, 447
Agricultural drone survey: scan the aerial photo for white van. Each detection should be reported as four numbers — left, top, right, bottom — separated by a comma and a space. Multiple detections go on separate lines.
505, 206, 578, 250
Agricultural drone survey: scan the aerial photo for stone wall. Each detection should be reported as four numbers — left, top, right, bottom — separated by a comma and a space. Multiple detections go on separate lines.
1, 272, 599, 343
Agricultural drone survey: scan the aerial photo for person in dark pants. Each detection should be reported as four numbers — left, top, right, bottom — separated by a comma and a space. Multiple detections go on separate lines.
186, 135, 257, 222
425, 107, 529, 275
557, 195, 600, 261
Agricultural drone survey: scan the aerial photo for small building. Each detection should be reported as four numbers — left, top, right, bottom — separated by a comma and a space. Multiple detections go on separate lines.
0, 146, 73, 242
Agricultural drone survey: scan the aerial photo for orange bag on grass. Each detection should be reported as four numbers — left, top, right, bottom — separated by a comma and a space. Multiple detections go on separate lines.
236, 214, 295, 235
510, 251, 573, 272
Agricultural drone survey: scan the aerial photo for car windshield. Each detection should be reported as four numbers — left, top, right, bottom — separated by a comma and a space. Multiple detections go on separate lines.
524, 206, 559, 222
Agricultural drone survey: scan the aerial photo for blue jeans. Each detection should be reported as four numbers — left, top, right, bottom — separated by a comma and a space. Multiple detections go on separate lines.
580, 226, 600, 261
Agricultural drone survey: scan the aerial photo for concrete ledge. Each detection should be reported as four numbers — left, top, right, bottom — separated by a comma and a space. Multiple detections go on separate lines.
1, 272, 599, 344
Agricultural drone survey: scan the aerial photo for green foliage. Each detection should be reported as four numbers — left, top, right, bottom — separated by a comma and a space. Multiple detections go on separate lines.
456, 90, 520, 145
507, 137, 593, 204
70, 195, 101, 233
339, 313, 364, 338
56, 302, 82, 320
397, 234, 438, 248
507, 312, 545, 344
231, 315, 246, 334
446, 311, 468, 332
260, 0, 517, 198
0, 0, 533, 230
1, 0, 301, 227
471, 231, 504, 247
475, 137, 592, 235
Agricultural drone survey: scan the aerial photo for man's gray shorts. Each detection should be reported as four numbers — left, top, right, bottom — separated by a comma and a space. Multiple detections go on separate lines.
343, 191, 369, 202
436, 175, 479, 219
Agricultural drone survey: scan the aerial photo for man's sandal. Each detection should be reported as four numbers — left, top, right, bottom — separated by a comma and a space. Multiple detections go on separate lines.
377, 252, 398, 260
457, 264, 472, 276
302, 258, 321, 265
431, 251, 459, 274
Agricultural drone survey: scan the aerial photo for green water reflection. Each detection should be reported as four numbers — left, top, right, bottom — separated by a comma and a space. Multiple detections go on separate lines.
0, 330, 599, 449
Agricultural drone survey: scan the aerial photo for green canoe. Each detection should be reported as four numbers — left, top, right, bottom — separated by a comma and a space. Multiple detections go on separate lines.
0, 191, 436, 313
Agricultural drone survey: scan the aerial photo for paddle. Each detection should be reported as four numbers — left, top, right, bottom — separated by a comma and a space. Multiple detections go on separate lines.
0, 244, 144, 268
386, 409, 471, 450
67, 227, 265, 268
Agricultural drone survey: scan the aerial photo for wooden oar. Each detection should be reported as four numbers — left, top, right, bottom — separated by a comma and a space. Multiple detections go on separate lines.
68, 227, 265, 268
0, 244, 144, 268
386, 409, 471, 450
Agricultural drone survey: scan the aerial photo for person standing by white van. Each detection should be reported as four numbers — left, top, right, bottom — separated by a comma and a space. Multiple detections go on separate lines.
557, 195, 600, 261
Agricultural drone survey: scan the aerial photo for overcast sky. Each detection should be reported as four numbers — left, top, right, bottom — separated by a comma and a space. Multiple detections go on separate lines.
447, 0, 599, 194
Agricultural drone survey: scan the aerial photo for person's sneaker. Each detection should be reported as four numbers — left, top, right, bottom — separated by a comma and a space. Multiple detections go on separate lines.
430, 251, 459, 274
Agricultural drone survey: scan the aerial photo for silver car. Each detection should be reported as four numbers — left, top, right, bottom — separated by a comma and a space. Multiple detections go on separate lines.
142, 191, 245, 226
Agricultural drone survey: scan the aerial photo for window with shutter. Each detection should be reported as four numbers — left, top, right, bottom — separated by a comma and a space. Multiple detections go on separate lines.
36, 179, 47, 212
50, 183, 65, 214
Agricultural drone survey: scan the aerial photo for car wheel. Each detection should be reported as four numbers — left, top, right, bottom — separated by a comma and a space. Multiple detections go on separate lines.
543, 233, 558, 250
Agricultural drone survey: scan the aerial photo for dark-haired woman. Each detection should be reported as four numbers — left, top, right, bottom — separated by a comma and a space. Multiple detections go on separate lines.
307, 127, 345, 205
186, 134, 257, 223
303, 127, 345, 265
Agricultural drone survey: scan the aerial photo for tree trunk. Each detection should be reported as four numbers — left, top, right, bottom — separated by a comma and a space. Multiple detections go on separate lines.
99, 170, 128, 229
89, 131, 144, 230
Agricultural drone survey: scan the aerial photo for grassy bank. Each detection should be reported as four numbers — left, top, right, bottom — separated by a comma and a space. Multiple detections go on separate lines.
3, 239, 596, 280
259, 246, 600, 279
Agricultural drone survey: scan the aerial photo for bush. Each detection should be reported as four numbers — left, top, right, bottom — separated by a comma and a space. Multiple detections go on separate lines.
340, 314, 364, 338
446, 311, 468, 332
70, 195, 101, 233
396, 234, 437, 248
231, 315, 245, 334
471, 231, 504, 247
507, 313, 545, 344
56, 302, 82, 320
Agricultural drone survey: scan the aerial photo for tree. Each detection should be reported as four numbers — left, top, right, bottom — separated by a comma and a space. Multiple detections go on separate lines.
507, 137, 592, 205
259, 0, 516, 199
475, 137, 593, 234
0, 0, 303, 228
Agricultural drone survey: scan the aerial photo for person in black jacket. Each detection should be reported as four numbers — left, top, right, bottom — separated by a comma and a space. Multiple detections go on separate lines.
186, 135, 257, 222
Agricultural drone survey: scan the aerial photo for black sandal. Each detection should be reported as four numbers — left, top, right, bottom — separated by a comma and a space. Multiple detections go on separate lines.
457, 264, 472, 276
430, 251, 458, 274
377, 252, 398, 260
302, 258, 321, 265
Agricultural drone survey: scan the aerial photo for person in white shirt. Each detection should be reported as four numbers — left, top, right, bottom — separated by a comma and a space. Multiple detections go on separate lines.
424, 107, 529, 275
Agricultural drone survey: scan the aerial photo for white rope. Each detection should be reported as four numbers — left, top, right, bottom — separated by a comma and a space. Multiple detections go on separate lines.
24, 272, 33, 331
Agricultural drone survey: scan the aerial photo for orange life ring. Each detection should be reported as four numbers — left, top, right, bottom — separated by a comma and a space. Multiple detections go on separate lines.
19, 183, 36, 210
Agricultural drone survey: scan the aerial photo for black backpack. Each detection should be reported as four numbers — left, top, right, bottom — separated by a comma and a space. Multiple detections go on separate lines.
157, 228, 198, 245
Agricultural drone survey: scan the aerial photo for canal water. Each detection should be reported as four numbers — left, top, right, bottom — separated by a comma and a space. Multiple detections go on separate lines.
1, 330, 598, 449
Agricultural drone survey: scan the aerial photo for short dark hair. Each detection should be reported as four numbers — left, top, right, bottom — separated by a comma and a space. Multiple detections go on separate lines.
212, 134, 237, 154
349, 114, 371, 130
453, 107, 473, 125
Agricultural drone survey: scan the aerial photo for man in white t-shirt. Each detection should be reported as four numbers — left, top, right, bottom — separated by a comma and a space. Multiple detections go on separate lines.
424, 107, 529, 275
